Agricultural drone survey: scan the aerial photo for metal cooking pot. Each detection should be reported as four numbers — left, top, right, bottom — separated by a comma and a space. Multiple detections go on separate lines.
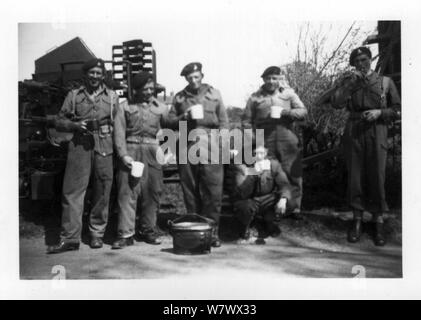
168, 214, 213, 255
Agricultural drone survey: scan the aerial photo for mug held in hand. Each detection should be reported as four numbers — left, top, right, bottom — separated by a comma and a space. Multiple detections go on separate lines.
131, 161, 144, 178
190, 104, 204, 119
270, 106, 284, 119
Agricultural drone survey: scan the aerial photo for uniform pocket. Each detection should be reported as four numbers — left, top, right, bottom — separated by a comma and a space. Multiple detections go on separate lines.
255, 100, 271, 120
199, 102, 218, 127
124, 106, 140, 128
277, 96, 291, 109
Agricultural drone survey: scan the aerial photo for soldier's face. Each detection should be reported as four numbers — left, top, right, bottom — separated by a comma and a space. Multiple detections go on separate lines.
185, 71, 203, 90
135, 80, 155, 101
255, 148, 267, 161
263, 74, 281, 92
86, 66, 104, 89
354, 54, 371, 74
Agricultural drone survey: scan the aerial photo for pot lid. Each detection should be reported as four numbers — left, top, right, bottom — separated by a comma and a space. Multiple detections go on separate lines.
171, 222, 212, 231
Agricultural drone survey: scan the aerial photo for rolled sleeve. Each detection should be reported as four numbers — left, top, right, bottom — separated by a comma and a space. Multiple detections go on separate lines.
55, 91, 77, 132
282, 89, 307, 120
216, 90, 229, 130
113, 99, 128, 158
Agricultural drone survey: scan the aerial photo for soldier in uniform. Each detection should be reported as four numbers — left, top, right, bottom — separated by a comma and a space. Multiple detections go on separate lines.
112, 72, 169, 249
242, 66, 307, 220
167, 62, 229, 247
330, 47, 401, 246
48, 58, 118, 253
228, 145, 291, 244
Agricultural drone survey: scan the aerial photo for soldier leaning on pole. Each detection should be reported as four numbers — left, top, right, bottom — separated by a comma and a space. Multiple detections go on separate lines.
48, 58, 119, 254
111, 72, 170, 249
242, 66, 307, 220
166, 62, 229, 248
330, 46, 401, 246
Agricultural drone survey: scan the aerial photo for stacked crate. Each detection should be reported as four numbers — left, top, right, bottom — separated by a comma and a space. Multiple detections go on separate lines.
111, 39, 155, 100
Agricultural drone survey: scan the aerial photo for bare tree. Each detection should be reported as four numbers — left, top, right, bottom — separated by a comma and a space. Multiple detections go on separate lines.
282, 22, 375, 140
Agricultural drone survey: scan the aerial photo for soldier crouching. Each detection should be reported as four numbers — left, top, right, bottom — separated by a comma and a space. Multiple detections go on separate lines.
228, 146, 292, 245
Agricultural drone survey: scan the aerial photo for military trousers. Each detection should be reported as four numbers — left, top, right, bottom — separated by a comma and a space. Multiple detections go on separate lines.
264, 125, 303, 212
233, 193, 277, 227
178, 162, 224, 225
116, 143, 163, 238
343, 119, 389, 216
61, 137, 113, 243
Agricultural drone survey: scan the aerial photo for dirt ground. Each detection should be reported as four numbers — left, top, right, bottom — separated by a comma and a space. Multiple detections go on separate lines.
19, 208, 402, 279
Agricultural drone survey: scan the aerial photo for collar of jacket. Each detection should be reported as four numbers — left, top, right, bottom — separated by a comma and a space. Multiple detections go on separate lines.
77, 84, 110, 96
182, 83, 212, 97
257, 85, 287, 96
134, 97, 160, 107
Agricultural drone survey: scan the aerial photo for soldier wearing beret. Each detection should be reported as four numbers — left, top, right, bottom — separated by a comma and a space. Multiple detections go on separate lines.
167, 62, 229, 247
48, 58, 119, 253
242, 66, 307, 220
111, 72, 169, 249
330, 46, 401, 246
228, 145, 292, 244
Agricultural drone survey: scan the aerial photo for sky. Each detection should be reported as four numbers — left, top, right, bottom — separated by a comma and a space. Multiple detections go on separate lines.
18, 20, 377, 107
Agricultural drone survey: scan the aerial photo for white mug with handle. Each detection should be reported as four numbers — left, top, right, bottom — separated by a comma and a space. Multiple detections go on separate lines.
270, 105, 284, 119
131, 161, 144, 178
190, 104, 204, 119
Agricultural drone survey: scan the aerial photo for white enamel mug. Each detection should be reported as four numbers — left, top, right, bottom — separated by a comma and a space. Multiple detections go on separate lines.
190, 104, 204, 119
131, 161, 144, 178
270, 105, 283, 119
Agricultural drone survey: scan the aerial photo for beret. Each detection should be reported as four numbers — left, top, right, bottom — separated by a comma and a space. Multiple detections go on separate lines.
261, 66, 281, 78
349, 47, 372, 66
82, 58, 105, 73
180, 62, 202, 76
132, 71, 154, 89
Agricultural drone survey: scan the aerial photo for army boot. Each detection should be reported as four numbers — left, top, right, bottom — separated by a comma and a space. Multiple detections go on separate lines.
211, 225, 221, 248
374, 222, 386, 247
347, 218, 362, 243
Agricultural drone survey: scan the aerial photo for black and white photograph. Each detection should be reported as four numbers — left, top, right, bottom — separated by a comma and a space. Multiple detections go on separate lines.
1, 0, 421, 300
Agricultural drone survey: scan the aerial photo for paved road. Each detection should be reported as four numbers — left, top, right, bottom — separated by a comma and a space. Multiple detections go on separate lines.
20, 233, 402, 279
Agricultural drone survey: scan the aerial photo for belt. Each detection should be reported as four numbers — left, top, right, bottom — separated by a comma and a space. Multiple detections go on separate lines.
349, 111, 385, 124
127, 136, 159, 145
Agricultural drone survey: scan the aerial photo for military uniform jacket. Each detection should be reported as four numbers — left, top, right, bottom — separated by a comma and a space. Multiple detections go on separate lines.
332, 71, 401, 121
242, 86, 307, 130
55, 85, 119, 156
229, 159, 292, 201
113, 97, 168, 159
168, 83, 229, 132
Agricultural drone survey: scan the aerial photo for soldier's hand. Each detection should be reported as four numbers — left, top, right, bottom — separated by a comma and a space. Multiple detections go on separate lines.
339, 70, 363, 88
362, 109, 382, 122
183, 107, 192, 120
275, 198, 287, 215
122, 155, 134, 168
74, 120, 88, 132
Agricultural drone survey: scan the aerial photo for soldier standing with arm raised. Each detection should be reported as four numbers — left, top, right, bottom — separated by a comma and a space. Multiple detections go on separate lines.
330, 47, 401, 246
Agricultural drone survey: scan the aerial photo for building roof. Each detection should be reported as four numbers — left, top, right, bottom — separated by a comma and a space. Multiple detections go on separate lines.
35, 37, 96, 75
